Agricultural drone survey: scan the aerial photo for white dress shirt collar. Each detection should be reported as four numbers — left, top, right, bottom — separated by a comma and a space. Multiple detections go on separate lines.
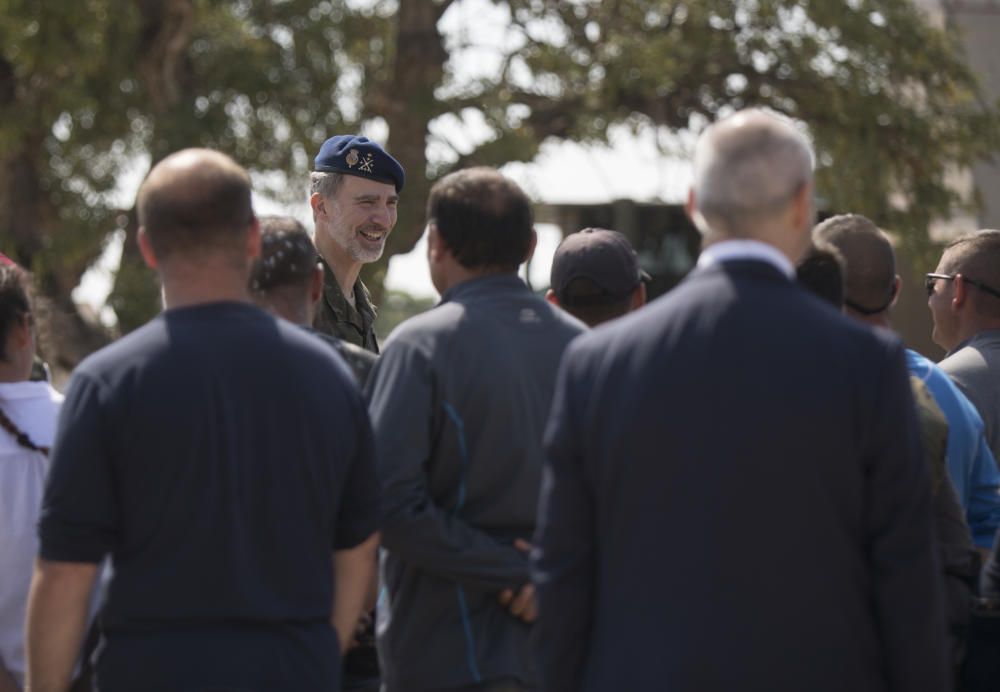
696, 239, 795, 279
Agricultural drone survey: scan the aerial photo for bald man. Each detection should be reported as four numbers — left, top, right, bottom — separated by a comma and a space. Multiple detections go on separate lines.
534, 111, 949, 691
26, 150, 379, 692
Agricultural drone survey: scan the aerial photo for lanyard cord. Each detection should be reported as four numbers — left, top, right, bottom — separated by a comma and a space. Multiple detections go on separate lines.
0, 404, 49, 455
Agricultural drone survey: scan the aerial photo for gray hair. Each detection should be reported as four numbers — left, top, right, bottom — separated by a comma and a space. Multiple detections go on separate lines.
692, 109, 814, 236
309, 171, 345, 199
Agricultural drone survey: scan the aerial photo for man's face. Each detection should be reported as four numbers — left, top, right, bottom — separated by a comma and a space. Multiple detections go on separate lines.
318, 175, 399, 264
928, 250, 960, 351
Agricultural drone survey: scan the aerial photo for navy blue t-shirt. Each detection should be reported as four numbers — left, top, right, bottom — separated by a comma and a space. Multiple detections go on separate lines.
39, 302, 379, 690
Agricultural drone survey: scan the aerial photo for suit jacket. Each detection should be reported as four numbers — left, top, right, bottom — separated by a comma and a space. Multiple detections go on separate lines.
533, 259, 950, 692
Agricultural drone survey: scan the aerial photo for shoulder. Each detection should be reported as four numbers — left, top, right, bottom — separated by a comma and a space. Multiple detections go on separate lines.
940, 342, 990, 377
72, 317, 168, 385
382, 302, 459, 351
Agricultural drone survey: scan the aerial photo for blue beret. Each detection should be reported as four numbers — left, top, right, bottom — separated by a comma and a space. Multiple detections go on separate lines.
313, 135, 405, 193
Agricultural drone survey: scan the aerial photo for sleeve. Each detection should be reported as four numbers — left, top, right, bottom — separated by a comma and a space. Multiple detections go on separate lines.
332, 392, 381, 551
532, 343, 595, 692
38, 372, 118, 563
365, 337, 527, 591
965, 436, 1000, 548
865, 343, 951, 692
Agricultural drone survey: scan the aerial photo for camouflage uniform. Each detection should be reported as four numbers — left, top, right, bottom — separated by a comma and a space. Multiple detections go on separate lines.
312, 258, 379, 354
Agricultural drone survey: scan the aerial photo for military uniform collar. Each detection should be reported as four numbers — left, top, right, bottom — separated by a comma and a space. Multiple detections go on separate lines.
318, 256, 377, 321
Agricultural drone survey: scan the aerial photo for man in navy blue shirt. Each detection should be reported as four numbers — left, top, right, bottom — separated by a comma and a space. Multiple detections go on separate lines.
26, 149, 379, 692
534, 110, 949, 692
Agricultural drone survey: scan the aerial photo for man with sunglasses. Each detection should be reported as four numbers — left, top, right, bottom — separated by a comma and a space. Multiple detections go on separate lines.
928, 230, 1000, 465
815, 215, 1000, 549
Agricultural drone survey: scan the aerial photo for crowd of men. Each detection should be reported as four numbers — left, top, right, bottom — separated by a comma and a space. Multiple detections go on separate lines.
2, 108, 1000, 691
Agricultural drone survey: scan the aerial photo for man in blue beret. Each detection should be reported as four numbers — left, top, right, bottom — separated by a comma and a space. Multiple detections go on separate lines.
310, 135, 405, 353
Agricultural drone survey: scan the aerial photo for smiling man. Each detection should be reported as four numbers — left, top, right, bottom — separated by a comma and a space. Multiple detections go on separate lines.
310, 135, 404, 353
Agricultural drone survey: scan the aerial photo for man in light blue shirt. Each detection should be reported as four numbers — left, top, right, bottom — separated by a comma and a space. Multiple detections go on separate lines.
816, 213, 1000, 548
907, 349, 1000, 546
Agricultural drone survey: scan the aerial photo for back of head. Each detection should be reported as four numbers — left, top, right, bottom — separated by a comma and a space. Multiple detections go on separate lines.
796, 242, 846, 309
550, 228, 647, 327
250, 217, 316, 293
137, 148, 254, 262
0, 265, 31, 363
940, 229, 1000, 319
249, 217, 318, 319
426, 167, 533, 272
692, 109, 813, 238
813, 214, 896, 315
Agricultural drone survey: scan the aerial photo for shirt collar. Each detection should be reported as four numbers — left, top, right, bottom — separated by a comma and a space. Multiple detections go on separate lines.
440, 274, 527, 304
696, 239, 795, 279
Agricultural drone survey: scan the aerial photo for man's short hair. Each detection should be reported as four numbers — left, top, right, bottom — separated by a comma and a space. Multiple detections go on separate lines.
426, 167, 533, 271
249, 217, 318, 295
137, 149, 255, 259
692, 109, 813, 234
813, 214, 895, 315
0, 264, 32, 361
941, 229, 1000, 318
310, 171, 345, 200
796, 242, 846, 309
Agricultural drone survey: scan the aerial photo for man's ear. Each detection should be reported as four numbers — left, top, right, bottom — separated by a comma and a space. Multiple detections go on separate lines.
889, 275, 901, 309
137, 228, 159, 269
427, 223, 446, 262
631, 282, 648, 310
245, 216, 261, 260
246, 216, 260, 261
685, 188, 697, 221
309, 264, 324, 304
310, 192, 327, 221
790, 182, 812, 227
524, 229, 538, 264
544, 288, 559, 306
954, 274, 971, 310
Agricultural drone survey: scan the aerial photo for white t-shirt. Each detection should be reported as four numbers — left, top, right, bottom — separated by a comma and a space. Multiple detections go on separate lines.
0, 380, 63, 687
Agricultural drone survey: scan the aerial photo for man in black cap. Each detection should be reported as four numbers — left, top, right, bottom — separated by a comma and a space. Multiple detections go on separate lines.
545, 227, 648, 327
310, 135, 405, 353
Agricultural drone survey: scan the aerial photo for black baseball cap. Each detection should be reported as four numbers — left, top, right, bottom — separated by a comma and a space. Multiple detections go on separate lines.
551, 228, 650, 301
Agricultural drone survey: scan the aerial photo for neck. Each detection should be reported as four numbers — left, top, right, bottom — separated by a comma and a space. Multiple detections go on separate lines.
316, 232, 362, 297
258, 296, 313, 327
159, 260, 252, 310
439, 266, 513, 294
850, 309, 891, 330
953, 319, 1000, 351
702, 216, 806, 266
0, 362, 27, 383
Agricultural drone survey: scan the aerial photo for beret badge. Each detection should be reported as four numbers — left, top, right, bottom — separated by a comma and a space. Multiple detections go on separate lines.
346, 149, 360, 167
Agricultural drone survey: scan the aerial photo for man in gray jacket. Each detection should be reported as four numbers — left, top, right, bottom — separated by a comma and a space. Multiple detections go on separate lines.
928, 229, 1000, 464
366, 167, 584, 692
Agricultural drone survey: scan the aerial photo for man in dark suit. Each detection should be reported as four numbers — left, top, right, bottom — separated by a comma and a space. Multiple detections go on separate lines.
533, 109, 950, 692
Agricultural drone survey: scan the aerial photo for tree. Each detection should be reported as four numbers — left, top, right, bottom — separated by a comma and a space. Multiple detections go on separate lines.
1, 0, 998, 368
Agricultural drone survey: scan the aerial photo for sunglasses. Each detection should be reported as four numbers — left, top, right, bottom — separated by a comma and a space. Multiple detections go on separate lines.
924, 273, 1000, 300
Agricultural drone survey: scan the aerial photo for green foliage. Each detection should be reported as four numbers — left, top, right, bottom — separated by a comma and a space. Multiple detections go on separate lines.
1, 0, 998, 353
375, 289, 436, 342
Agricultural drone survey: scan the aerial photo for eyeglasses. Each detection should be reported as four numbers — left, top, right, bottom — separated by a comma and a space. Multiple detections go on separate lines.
925, 273, 1000, 300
